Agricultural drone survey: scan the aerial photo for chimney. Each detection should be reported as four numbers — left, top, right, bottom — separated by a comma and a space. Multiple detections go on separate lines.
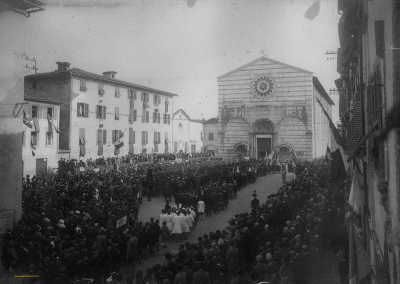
56, 62, 71, 71
102, 71, 117, 79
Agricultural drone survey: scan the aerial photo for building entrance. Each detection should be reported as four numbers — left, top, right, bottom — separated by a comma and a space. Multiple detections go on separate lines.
257, 137, 271, 158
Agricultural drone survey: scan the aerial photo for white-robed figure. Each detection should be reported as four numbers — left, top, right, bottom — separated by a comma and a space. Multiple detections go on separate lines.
171, 209, 183, 241
159, 210, 166, 228
165, 211, 174, 232
197, 200, 205, 220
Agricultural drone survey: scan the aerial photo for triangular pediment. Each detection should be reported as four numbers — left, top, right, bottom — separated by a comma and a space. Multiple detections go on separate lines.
218, 56, 313, 80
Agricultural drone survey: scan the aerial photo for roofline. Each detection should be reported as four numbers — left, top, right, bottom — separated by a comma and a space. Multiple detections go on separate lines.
172, 109, 205, 123
24, 96, 64, 105
312, 76, 335, 105
217, 56, 313, 79
26, 69, 178, 98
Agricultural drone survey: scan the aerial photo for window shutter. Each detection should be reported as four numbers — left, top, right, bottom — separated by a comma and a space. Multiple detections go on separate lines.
142, 131, 145, 144
112, 130, 115, 143
85, 104, 89, 118
97, 130, 101, 145
153, 112, 156, 123
134, 110, 137, 121
141, 93, 144, 101
96, 105, 100, 119
103, 106, 106, 119
130, 96, 134, 109
146, 111, 149, 123
146, 132, 148, 144
103, 130, 107, 145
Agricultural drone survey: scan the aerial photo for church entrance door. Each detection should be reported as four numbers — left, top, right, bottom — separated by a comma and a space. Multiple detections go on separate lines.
256, 135, 271, 159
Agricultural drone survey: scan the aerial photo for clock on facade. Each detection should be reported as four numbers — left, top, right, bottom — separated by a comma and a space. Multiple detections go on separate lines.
251, 75, 276, 98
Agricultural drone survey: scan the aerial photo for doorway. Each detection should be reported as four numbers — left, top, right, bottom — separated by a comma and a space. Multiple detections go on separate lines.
36, 158, 47, 175
257, 137, 271, 158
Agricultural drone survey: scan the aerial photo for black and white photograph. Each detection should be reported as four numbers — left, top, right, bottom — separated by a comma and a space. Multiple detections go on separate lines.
0, 0, 399, 283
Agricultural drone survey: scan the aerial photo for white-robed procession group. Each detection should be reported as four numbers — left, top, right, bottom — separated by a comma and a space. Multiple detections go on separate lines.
159, 205, 198, 242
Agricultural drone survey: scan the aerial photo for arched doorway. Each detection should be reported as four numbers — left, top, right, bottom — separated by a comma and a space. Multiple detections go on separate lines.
234, 142, 248, 161
251, 119, 275, 159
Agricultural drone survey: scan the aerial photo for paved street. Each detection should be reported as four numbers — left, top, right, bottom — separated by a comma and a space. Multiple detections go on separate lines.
133, 173, 289, 272
132, 173, 342, 284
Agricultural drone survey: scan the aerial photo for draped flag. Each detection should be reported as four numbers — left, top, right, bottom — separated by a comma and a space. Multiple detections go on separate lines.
315, 97, 349, 178
115, 131, 124, 150
47, 117, 61, 133
33, 117, 40, 133
349, 222, 372, 284
23, 110, 33, 128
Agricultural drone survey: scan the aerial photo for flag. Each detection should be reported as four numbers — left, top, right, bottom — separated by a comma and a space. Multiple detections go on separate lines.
115, 131, 124, 150
349, 222, 372, 284
23, 110, 33, 128
348, 170, 363, 213
47, 117, 61, 133
33, 117, 40, 133
325, 146, 331, 162
315, 97, 349, 177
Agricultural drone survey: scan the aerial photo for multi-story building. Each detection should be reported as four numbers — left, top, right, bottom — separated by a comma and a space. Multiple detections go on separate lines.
217, 56, 334, 160
172, 109, 203, 153
23, 89, 62, 176
336, 0, 399, 282
203, 118, 218, 156
25, 62, 178, 164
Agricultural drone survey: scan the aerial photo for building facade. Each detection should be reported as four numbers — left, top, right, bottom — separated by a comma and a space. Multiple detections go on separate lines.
22, 89, 62, 176
203, 118, 218, 156
0, 2, 44, 222
25, 62, 177, 164
217, 56, 334, 160
172, 109, 203, 153
336, 0, 400, 282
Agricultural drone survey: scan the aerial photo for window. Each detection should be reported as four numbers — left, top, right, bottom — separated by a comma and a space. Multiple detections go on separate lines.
115, 107, 119, 120
153, 112, 160, 123
165, 101, 169, 113
96, 105, 106, 119
31, 132, 37, 146
146, 111, 149, 123
128, 90, 137, 100
153, 131, 161, 144
163, 114, 167, 124
80, 79, 87, 92
115, 86, 121, 98
77, 103, 89, 117
191, 145, 196, 153
98, 84, 105, 96
174, 142, 177, 153
46, 132, 53, 146
32, 105, 38, 118
179, 123, 183, 128
129, 128, 135, 144
141, 92, 149, 102
97, 129, 107, 145
153, 95, 161, 105
141, 131, 148, 145
142, 148, 147, 154
209, 133, 214, 140
47, 108, 53, 119
112, 130, 122, 144
22, 131, 25, 146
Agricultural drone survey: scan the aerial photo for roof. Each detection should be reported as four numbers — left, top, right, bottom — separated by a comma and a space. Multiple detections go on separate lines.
24, 88, 64, 105
218, 56, 313, 79
0, 0, 45, 17
173, 109, 205, 123
204, 118, 218, 124
26, 67, 178, 97
312, 77, 335, 105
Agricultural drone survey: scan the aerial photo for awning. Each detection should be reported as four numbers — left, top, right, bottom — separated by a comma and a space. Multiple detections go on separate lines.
143, 102, 150, 109
346, 121, 379, 162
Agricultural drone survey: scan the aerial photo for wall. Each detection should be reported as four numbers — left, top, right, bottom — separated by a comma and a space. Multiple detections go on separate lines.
313, 86, 332, 159
0, 11, 29, 221
203, 121, 218, 154
218, 57, 314, 159
70, 77, 174, 159
22, 103, 60, 176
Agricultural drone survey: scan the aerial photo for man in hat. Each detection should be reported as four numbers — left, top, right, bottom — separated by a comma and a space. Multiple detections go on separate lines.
251, 195, 259, 212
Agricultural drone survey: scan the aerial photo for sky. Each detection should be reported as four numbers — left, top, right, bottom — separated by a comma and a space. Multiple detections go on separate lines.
22, 0, 340, 120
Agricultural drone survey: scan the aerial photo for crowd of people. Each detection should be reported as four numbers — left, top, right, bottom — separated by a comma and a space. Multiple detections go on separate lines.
1, 156, 350, 284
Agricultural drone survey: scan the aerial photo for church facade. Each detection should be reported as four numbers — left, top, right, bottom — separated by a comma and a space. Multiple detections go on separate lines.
217, 56, 334, 160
